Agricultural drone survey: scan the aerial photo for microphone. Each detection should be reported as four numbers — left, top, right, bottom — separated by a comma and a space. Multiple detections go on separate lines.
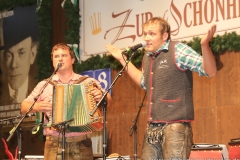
122, 41, 147, 53
54, 62, 62, 73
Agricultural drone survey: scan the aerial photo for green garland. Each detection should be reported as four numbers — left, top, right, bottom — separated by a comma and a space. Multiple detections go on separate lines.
63, 0, 80, 44
36, 0, 52, 81
183, 31, 240, 55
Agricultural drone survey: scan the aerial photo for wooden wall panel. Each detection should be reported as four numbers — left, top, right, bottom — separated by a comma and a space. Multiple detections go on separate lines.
109, 70, 147, 115
192, 73, 217, 108
107, 113, 147, 157
215, 105, 240, 145
216, 52, 240, 106
228, 105, 240, 137
106, 70, 147, 157
216, 54, 229, 106
192, 52, 240, 146
217, 105, 231, 143
192, 106, 219, 143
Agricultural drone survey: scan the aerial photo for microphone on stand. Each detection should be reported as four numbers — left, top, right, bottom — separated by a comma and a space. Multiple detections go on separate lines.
54, 62, 62, 73
122, 41, 147, 56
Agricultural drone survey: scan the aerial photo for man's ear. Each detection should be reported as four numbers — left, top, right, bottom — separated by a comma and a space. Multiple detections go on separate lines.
30, 44, 38, 65
71, 57, 75, 64
162, 32, 169, 41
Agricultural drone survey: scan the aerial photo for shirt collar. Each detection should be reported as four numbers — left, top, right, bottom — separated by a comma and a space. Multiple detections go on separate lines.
52, 72, 79, 83
158, 39, 170, 52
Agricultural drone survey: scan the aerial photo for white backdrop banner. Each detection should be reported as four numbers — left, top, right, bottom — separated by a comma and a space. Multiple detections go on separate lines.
79, 0, 240, 61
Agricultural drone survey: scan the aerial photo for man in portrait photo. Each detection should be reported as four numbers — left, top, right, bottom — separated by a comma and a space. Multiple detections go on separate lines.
0, 4, 40, 159
0, 4, 39, 106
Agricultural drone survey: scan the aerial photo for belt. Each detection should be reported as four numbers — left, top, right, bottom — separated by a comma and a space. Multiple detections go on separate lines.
46, 134, 91, 143
148, 123, 167, 127
148, 122, 190, 127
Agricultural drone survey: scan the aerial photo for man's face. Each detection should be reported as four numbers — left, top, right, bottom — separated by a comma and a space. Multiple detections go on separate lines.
143, 23, 168, 53
52, 48, 75, 73
4, 37, 36, 90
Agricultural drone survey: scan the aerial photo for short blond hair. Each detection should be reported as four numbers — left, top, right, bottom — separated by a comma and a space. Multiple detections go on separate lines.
142, 17, 171, 40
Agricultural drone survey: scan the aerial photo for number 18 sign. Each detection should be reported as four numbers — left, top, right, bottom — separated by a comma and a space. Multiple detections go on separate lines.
81, 68, 112, 95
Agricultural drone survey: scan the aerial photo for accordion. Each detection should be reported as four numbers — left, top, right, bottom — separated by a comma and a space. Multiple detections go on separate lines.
51, 79, 103, 132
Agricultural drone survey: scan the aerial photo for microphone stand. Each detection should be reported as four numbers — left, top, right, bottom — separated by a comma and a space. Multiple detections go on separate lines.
90, 90, 108, 160
89, 51, 138, 160
5, 64, 61, 160
51, 118, 74, 160
129, 91, 146, 160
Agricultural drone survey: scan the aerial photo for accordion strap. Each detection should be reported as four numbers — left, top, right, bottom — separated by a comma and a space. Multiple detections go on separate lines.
73, 76, 89, 84
44, 76, 89, 86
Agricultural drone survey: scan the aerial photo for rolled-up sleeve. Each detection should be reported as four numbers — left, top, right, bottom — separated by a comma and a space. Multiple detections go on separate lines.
175, 42, 208, 77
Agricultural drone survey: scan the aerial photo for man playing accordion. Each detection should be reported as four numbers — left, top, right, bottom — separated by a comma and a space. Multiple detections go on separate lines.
21, 43, 111, 160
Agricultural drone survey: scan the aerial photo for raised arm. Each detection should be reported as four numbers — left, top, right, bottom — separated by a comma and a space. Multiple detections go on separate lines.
201, 24, 217, 77
105, 44, 143, 86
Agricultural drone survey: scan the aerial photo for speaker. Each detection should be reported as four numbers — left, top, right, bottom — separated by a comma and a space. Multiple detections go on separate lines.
228, 138, 240, 160
189, 143, 228, 159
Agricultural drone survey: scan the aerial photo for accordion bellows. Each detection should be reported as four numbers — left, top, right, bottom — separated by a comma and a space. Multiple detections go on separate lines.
52, 79, 103, 132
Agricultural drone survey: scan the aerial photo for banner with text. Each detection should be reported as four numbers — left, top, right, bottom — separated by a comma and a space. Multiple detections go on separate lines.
79, 0, 240, 61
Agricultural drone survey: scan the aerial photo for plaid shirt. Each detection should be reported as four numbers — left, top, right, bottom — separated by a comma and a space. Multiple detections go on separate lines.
141, 40, 208, 89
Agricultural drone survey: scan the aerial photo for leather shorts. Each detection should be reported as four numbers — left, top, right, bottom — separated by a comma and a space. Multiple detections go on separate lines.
141, 122, 193, 160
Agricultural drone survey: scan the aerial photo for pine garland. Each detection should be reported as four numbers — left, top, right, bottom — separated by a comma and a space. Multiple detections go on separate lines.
36, 0, 52, 81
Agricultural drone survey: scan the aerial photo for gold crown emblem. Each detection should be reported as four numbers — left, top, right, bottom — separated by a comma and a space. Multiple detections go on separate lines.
89, 12, 102, 35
